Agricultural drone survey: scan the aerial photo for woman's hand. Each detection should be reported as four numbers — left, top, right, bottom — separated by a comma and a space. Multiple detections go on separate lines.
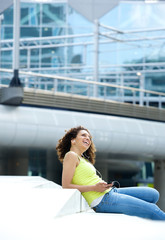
94, 181, 113, 192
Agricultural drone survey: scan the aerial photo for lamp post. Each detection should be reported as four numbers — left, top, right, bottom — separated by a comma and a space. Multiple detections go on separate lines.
10, 0, 21, 86
0, 0, 23, 105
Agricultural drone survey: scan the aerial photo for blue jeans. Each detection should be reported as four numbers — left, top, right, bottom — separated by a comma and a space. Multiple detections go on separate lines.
94, 187, 165, 220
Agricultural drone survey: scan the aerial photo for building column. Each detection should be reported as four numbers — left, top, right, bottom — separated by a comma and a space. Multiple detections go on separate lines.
0, 149, 7, 175
46, 150, 62, 185
154, 160, 165, 211
0, 148, 28, 175
95, 163, 109, 182
7, 149, 28, 175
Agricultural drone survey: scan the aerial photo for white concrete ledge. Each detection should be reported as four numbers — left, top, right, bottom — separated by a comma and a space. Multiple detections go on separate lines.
0, 177, 165, 240
0, 176, 91, 218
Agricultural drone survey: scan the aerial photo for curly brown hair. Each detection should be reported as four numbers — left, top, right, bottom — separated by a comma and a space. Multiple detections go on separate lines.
56, 126, 96, 165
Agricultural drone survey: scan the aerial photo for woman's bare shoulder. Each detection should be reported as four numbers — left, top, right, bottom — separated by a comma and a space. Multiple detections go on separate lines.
65, 151, 77, 157
64, 151, 79, 163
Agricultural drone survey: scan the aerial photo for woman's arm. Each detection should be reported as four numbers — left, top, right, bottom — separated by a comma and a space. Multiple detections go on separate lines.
62, 151, 112, 193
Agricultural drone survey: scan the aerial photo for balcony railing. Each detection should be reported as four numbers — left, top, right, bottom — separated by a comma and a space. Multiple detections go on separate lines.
1, 68, 165, 109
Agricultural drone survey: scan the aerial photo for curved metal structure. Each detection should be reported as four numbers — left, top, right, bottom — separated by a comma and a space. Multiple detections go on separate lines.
0, 105, 165, 161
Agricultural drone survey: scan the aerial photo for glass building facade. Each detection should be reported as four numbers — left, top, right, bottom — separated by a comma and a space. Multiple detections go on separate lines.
1, 0, 165, 106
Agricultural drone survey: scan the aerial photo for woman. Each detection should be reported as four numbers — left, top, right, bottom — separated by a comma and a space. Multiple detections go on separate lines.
56, 126, 165, 220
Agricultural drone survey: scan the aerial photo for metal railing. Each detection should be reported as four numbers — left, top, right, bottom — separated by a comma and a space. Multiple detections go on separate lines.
0, 68, 165, 109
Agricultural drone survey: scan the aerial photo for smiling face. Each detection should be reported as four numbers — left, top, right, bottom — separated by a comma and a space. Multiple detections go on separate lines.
72, 129, 92, 152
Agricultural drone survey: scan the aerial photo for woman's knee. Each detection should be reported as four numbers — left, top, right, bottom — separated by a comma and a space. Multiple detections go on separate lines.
151, 188, 159, 203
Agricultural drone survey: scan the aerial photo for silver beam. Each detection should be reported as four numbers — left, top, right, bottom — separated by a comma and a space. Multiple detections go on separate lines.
93, 19, 99, 97
99, 23, 124, 34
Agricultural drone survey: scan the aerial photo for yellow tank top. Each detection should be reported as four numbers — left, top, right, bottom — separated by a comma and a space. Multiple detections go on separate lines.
71, 155, 111, 206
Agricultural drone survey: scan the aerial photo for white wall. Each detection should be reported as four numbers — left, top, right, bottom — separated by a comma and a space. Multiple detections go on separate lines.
0, 105, 165, 161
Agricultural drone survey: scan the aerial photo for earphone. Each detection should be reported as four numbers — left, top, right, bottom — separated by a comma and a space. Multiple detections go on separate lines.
72, 139, 76, 144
